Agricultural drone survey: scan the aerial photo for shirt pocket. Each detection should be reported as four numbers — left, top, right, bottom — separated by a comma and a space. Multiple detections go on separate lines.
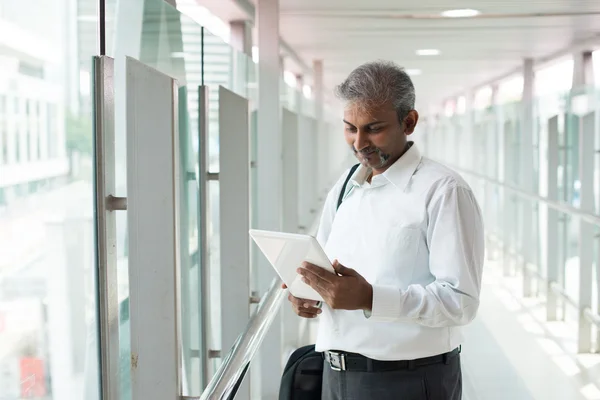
373, 225, 421, 287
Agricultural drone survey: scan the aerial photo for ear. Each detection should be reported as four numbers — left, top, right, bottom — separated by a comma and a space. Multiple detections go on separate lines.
404, 110, 419, 135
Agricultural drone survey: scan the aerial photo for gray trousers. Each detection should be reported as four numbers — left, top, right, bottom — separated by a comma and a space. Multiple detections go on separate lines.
322, 354, 461, 400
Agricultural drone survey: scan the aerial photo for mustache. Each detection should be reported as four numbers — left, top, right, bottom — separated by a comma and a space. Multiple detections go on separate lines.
353, 146, 378, 155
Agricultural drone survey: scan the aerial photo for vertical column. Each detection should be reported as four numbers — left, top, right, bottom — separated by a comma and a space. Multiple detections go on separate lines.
39, 102, 49, 160
463, 92, 475, 171
230, 20, 252, 96
281, 108, 301, 359
18, 98, 27, 163
488, 85, 500, 253
578, 112, 595, 352
546, 116, 560, 320
502, 119, 513, 276
314, 60, 327, 197
572, 51, 594, 88
295, 75, 309, 231
521, 58, 535, 296
6, 94, 16, 165
255, 0, 283, 398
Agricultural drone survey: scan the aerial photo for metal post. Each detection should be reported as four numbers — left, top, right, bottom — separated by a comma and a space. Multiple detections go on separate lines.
93, 55, 121, 400
197, 86, 210, 389
578, 112, 595, 352
255, 0, 283, 397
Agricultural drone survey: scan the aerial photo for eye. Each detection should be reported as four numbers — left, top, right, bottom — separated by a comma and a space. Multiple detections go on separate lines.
369, 126, 383, 133
345, 126, 357, 133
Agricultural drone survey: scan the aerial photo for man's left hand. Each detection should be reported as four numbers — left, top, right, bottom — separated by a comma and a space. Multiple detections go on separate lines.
298, 260, 373, 311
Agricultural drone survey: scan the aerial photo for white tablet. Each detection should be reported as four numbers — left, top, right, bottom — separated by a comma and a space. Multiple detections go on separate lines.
249, 229, 335, 302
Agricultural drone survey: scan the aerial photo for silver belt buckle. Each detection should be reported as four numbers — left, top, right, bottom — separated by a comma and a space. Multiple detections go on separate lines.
328, 351, 346, 371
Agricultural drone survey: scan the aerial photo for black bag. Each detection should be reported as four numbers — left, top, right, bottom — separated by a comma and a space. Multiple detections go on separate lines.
278, 345, 324, 400
278, 164, 360, 400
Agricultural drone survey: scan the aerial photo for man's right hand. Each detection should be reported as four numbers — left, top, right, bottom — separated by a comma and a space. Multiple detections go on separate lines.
281, 283, 322, 318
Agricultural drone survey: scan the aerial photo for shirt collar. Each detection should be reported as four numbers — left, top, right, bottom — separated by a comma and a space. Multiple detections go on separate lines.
350, 142, 422, 190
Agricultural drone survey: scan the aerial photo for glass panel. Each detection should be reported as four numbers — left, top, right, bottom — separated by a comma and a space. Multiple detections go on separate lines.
105, 0, 204, 396
104, 0, 255, 393
0, 1, 100, 399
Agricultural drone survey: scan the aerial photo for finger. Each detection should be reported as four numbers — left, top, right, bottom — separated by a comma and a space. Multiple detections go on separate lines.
300, 273, 330, 295
297, 311, 320, 319
299, 265, 336, 284
288, 294, 318, 307
293, 303, 321, 316
299, 304, 322, 314
333, 260, 358, 277
281, 283, 288, 289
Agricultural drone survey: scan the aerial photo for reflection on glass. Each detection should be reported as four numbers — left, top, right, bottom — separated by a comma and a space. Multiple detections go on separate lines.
0, 1, 99, 399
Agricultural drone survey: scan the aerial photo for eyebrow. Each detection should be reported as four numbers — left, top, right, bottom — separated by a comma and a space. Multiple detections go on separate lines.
343, 119, 386, 127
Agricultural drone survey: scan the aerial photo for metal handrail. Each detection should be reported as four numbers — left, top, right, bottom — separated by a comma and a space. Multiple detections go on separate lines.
444, 163, 600, 227
200, 277, 286, 400
447, 162, 600, 329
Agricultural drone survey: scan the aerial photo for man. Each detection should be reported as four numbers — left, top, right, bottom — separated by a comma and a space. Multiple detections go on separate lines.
285, 61, 484, 399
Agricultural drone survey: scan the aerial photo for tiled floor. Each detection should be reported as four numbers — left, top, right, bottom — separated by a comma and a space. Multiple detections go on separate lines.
462, 261, 600, 400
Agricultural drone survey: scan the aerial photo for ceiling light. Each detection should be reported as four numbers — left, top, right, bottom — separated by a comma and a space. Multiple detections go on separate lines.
405, 69, 422, 76
441, 9, 480, 18
416, 49, 440, 56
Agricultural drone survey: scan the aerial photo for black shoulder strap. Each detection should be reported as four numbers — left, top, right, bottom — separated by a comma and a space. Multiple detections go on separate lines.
336, 163, 360, 211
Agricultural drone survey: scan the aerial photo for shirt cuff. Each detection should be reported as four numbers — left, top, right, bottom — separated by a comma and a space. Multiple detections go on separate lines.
364, 284, 402, 321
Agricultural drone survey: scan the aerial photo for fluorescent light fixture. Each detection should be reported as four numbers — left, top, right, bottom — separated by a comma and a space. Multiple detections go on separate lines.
441, 9, 480, 18
416, 49, 440, 56
252, 46, 259, 63
405, 69, 422, 76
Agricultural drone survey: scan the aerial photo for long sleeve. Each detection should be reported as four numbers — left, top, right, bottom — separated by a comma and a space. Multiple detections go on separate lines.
368, 184, 485, 327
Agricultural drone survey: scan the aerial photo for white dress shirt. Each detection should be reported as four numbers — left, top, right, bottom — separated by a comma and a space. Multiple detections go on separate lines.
315, 142, 484, 361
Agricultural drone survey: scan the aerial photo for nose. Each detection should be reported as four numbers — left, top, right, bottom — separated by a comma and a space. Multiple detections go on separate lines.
354, 130, 371, 152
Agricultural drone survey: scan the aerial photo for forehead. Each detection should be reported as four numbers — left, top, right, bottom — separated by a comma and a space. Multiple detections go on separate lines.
343, 101, 396, 124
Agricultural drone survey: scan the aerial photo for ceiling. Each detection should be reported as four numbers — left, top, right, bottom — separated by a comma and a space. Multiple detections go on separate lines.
199, 0, 600, 110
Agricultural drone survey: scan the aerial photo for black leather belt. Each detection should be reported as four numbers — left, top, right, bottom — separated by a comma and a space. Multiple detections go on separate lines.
323, 347, 461, 372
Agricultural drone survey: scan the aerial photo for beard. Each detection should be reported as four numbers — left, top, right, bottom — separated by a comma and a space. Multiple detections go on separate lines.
352, 146, 392, 169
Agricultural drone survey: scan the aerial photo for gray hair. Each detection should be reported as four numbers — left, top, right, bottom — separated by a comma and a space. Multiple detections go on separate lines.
335, 61, 415, 122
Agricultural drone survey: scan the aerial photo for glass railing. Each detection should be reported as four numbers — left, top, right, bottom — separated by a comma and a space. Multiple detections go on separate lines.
0, 0, 351, 399
424, 87, 600, 354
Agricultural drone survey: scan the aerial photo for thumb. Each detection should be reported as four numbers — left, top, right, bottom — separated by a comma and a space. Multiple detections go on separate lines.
333, 260, 358, 277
